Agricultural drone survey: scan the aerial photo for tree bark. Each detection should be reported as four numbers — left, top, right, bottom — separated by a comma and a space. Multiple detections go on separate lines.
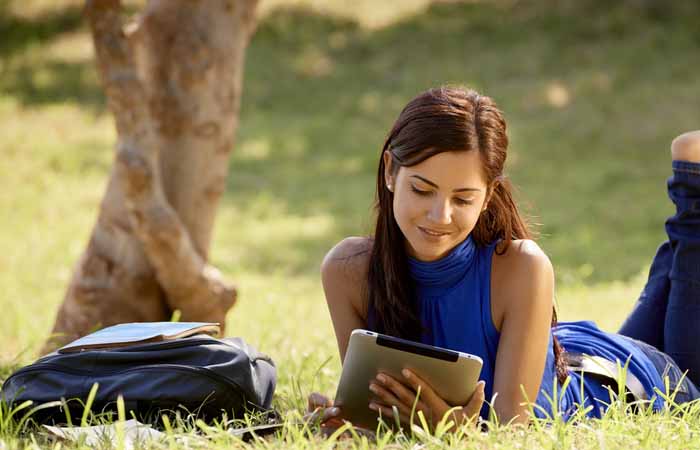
43, 0, 258, 352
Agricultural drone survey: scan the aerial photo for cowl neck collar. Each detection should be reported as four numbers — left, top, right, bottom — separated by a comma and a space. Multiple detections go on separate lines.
408, 235, 476, 288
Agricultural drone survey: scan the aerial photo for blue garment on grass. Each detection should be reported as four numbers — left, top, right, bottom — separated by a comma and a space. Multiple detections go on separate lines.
367, 161, 700, 420
405, 236, 664, 419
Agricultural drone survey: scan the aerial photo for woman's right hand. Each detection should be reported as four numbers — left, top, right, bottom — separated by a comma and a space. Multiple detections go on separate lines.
306, 392, 344, 428
307, 392, 377, 438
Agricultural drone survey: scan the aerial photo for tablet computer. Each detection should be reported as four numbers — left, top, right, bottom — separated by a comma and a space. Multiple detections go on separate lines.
334, 329, 483, 428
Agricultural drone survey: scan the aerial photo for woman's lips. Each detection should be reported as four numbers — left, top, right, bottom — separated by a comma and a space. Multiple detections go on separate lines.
418, 226, 452, 241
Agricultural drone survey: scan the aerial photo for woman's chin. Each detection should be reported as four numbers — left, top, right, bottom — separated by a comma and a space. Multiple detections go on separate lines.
404, 228, 468, 262
408, 242, 453, 262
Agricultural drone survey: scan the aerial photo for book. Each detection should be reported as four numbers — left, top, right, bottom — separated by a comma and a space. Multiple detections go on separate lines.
57, 322, 220, 353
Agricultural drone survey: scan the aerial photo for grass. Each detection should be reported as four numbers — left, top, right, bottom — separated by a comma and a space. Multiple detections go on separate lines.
1, 0, 700, 447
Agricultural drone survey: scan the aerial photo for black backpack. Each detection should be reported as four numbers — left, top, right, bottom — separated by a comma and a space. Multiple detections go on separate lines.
1, 335, 276, 425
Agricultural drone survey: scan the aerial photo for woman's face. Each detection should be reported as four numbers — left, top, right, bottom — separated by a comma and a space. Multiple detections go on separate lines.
385, 150, 489, 262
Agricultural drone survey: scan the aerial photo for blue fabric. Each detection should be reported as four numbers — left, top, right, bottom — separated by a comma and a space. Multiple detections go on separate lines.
404, 237, 664, 420
619, 161, 700, 387
628, 336, 700, 405
406, 236, 501, 419
549, 322, 665, 418
366, 160, 700, 421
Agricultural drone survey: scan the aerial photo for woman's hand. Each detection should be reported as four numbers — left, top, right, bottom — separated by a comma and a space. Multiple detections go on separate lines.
306, 392, 376, 438
368, 369, 486, 431
306, 392, 344, 428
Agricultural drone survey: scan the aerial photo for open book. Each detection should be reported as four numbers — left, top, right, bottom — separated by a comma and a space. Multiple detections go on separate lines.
58, 322, 220, 353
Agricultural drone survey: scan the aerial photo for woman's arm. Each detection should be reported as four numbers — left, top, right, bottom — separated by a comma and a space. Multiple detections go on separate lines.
306, 238, 370, 424
320, 237, 371, 362
490, 240, 556, 423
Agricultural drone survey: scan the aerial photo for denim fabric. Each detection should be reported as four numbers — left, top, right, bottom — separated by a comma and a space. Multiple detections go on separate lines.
629, 336, 700, 404
619, 160, 700, 399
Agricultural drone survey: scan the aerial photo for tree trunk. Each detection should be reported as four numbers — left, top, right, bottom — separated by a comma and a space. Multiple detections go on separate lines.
43, 0, 259, 352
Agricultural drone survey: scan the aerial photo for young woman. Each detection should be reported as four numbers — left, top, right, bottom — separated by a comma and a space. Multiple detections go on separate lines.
308, 86, 700, 429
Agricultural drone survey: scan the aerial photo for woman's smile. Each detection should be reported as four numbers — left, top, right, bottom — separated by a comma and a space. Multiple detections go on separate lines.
417, 226, 453, 240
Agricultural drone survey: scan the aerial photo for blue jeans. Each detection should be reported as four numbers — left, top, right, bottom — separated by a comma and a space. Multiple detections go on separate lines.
619, 160, 700, 402
628, 336, 700, 404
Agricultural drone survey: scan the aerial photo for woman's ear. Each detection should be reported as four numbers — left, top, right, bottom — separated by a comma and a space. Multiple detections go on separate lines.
383, 151, 394, 192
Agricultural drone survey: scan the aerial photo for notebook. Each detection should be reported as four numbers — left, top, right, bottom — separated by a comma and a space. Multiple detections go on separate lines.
57, 322, 220, 353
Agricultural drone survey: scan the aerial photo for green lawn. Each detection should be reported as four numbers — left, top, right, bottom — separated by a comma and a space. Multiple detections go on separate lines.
2, 0, 700, 447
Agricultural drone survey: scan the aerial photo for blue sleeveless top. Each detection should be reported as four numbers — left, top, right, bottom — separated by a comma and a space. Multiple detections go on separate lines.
368, 236, 665, 420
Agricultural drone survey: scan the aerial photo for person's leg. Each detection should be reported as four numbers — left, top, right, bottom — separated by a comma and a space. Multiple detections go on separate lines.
619, 131, 700, 383
617, 241, 671, 349
662, 131, 700, 386
631, 337, 700, 405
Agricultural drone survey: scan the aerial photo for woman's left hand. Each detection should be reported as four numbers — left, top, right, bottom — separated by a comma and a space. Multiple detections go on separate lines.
369, 369, 485, 431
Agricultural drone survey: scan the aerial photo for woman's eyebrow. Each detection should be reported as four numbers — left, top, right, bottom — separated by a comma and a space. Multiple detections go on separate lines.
410, 175, 482, 192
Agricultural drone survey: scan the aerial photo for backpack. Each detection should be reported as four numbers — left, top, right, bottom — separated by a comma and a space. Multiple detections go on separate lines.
1, 334, 276, 425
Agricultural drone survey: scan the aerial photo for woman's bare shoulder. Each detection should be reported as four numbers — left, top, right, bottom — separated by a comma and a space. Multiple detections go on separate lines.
491, 239, 554, 328
493, 239, 552, 273
321, 237, 372, 288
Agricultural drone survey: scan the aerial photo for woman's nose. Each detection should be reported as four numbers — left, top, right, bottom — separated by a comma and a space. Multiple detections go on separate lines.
427, 200, 452, 224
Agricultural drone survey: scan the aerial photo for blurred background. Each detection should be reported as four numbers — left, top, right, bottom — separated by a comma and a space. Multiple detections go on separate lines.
1, 0, 699, 399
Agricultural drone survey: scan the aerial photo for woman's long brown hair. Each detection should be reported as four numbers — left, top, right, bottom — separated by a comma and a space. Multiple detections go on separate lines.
367, 86, 567, 383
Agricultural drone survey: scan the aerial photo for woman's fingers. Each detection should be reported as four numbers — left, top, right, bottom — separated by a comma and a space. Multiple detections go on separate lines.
461, 381, 486, 422
304, 405, 341, 424
307, 392, 333, 412
400, 369, 445, 410
321, 406, 342, 422
369, 382, 413, 416
369, 402, 413, 427
375, 372, 425, 409
305, 392, 343, 426
370, 371, 485, 429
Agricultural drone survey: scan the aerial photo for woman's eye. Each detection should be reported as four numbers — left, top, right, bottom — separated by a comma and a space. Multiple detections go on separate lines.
455, 198, 473, 206
410, 186, 430, 196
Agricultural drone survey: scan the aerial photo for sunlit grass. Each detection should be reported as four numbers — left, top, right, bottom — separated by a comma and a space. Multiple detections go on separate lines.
2, 389, 700, 448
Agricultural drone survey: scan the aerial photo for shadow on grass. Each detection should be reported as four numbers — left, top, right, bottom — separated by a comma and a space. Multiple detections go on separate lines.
0, 3, 105, 110
223, 1, 700, 280
0, 4, 84, 59
1, 60, 105, 110
3, 0, 700, 282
